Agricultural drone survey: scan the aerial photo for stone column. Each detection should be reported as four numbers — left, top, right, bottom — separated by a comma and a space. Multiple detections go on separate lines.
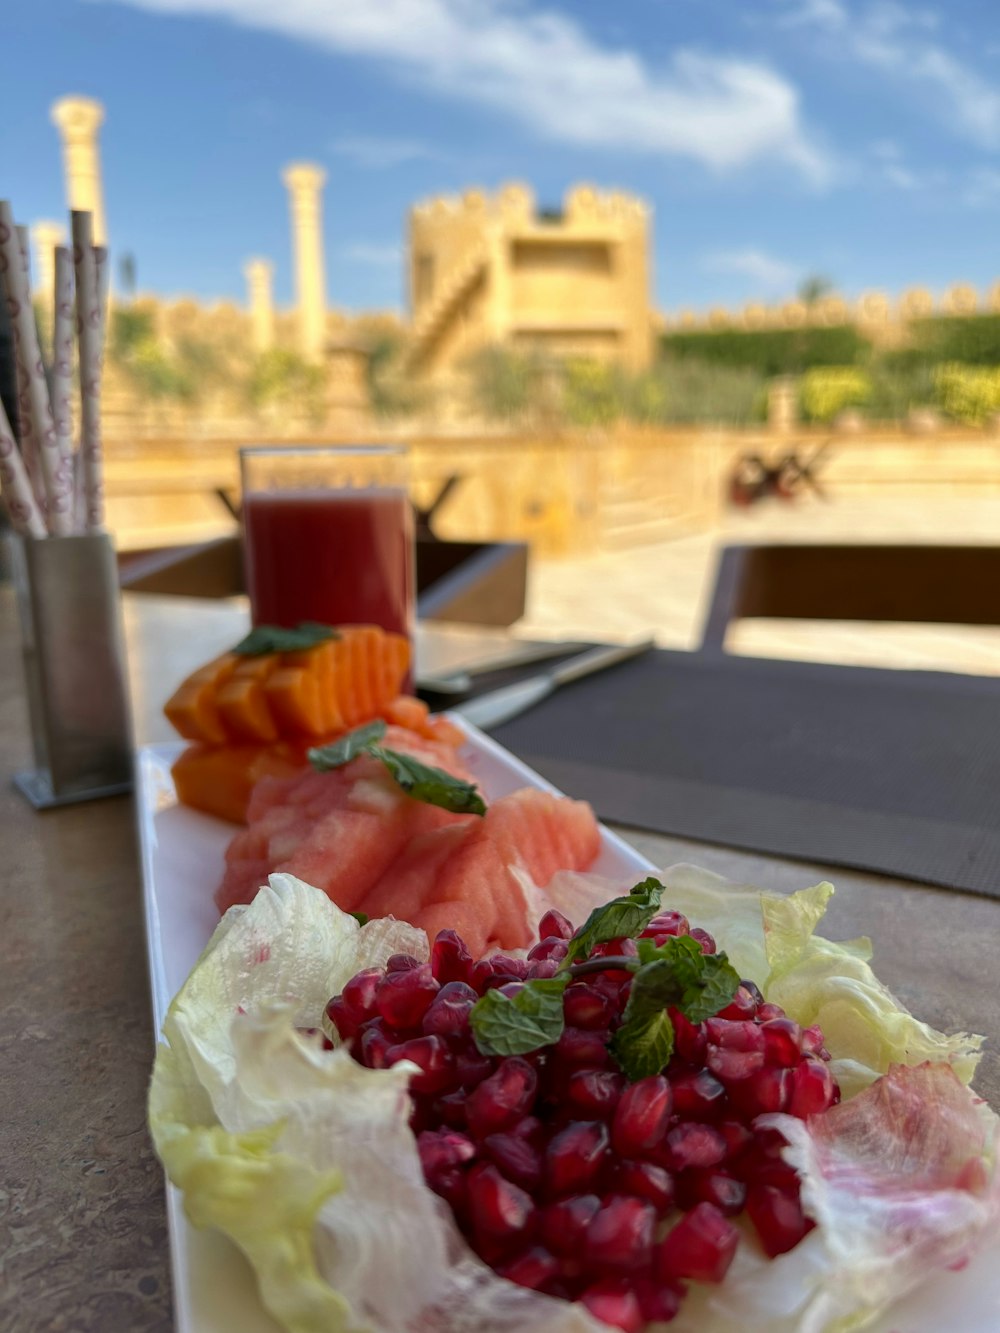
243, 257, 275, 352
51, 96, 107, 246
282, 163, 327, 361
31, 220, 66, 307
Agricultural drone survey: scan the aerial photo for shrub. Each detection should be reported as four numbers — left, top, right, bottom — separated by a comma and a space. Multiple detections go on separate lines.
561, 358, 623, 427
933, 363, 1000, 424
799, 367, 871, 422
660, 325, 870, 376
247, 348, 326, 424
464, 345, 548, 424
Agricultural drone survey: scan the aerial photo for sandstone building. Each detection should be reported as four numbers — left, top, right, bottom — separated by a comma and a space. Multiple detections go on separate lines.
406, 183, 654, 384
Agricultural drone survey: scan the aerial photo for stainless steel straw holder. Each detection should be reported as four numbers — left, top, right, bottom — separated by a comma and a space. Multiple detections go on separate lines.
11, 533, 133, 808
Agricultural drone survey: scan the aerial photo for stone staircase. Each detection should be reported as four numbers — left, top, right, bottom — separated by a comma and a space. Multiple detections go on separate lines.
407, 244, 489, 369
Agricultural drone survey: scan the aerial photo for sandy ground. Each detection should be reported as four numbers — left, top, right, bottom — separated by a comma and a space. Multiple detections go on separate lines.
518, 494, 1000, 676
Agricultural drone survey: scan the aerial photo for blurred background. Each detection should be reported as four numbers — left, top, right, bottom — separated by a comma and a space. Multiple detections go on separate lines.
6, 0, 1000, 668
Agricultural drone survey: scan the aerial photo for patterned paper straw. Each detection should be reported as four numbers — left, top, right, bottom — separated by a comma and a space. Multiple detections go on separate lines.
71, 211, 104, 532
0, 201, 72, 534
0, 393, 45, 538
52, 246, 76, 509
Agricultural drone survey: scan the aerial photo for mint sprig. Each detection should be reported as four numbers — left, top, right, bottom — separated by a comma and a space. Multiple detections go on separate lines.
234, 621, 338, 655
469, 978, 567, 1056
308, 721, 486, 816
469, 876, 741, 1079
563, 877, 664, 965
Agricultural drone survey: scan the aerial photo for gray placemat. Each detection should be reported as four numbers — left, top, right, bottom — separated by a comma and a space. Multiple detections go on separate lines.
489, 650, 1000, 898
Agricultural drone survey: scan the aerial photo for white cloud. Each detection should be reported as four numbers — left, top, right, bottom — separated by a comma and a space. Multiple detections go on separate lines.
703, 248, 800, 295
779, 0, 1000, 148
100, 0, 831, 182
331, 135, 443, 169
341, 243, 403, 266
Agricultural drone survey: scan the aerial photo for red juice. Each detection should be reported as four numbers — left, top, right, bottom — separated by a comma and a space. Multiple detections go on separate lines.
243, 488, 415, 639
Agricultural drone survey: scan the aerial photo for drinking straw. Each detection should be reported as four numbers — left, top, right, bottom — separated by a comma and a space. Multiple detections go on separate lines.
52, 246, 76, 508
0, 201, 71, 534
71, 211, 104, 532
0, 392, 45, 538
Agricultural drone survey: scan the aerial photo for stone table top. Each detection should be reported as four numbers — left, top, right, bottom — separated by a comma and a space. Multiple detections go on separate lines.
1, 590, 997, 1332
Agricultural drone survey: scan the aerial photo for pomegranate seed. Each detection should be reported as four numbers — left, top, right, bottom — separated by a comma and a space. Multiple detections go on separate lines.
467, 1163, 535, 1240
639, 910, 689, 938
756, 1002, 785, 1022
376, 964, 440, 1029
789, 1058, 839, 1117
422, 981, 478, 1036
527, 936, 569, 964
706, 1046, 766, 1081
512, 1114, 544, 1143
435, 1090, 468, 1128
496, 1246, 560, 1291
539, 1193, 601, 1256
717, 984, 758, 1020
657, 1201, 739, 1284
386, 1035, 455, 1095
689, 927, 716, 953
663, 1121, 727, 1171
611, 1075, 672, 1157
633, 1275, 684, 1323
615, 1159, 675, 1212
454, 1044, 495, 1089
566, 1069, 625, 1119
427, 1165, 467, 1211
417, 1128, 477, 1182
554, 1026, 611, 1068
581, 1280, 644, 1332
718, 1120, 754, 1159
491, 955, 529, 979
470, 958, 504, 993
746, 1183, 813, 1256
563, 984, 613, 1031
431, 930, 473, 984
761, 1017, 803, 1067
538, 908, 574, 939
671, 1010, 707, 1062
483, 1132, 543, 1191
545, 1120, 610, 1197
528, 959, 561, 979
585, 1195, 656, 1272
730, 1066, 792, 1116
340, 966, 382, 1021
679, 1168, 747, 1216
324, 996, 359, 1041
358, 1020, 393, 1069
705, 1018, 765, 1052
466, 1058, 538, 1138
386, 952, 421, 973
671, 1068, 727, 1118
800, 1024, 827, 1056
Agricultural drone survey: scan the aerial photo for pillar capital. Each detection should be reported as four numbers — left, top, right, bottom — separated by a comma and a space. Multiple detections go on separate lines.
51, 95, 105, 139
282, 162, 327, 194
243, 256, 274, 280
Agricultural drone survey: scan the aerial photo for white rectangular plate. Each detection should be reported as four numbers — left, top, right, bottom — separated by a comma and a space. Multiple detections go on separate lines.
137, 724, 1000, 1333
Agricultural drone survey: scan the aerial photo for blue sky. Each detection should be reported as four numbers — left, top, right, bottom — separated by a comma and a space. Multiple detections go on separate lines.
6, 0, 1000, 315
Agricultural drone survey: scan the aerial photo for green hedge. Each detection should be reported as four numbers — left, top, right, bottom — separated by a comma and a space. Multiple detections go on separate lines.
660, 325, 870, 375
907, 316, 1000, 366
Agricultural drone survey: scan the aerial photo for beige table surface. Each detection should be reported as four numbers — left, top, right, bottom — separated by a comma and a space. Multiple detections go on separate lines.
2, 590, 998, 1332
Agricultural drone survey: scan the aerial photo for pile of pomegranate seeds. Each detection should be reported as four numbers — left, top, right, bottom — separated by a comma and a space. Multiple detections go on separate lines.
326, 904, 840, 1331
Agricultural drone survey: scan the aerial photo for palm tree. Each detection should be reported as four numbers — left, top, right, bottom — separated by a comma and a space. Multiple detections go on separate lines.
798, 275, 834, 306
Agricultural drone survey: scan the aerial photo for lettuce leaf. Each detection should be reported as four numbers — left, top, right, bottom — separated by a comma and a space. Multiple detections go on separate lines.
149, 874, 606, 1333
150, 867, 995, 1333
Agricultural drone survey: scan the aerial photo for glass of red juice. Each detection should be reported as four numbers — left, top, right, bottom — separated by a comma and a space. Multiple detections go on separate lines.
240, 446, 415, 648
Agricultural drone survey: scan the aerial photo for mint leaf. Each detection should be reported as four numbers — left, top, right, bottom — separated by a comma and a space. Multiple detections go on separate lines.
675, 952, 741, 1024
611, 1008, 675, 1081
369, 746, 486, 816
308, 721, 388, 770
564, 877, 664, 965
470, 978, 568, 1056
349, 911, 369, 926
234, 621, 338, 655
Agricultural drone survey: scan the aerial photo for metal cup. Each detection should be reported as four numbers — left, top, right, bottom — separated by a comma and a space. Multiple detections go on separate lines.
10, 532, 132, 808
